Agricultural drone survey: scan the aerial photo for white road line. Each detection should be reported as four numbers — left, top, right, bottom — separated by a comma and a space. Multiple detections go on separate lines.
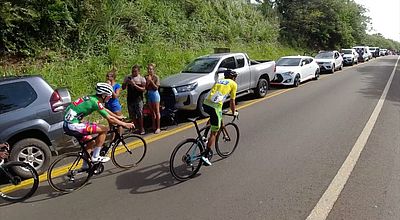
306, 56, 400, 220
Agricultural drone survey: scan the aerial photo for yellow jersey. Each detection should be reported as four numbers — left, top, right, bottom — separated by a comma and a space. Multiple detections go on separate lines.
203, 78, 237, 109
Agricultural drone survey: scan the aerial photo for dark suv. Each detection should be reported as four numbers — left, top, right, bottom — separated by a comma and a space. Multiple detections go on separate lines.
0, 76, 73, 177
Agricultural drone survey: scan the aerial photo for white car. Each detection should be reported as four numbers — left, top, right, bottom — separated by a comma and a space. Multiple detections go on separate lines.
271, 56, 320, 87
341, 49, 359, 66
353, 46, 369, 62
315, 50, 343, 73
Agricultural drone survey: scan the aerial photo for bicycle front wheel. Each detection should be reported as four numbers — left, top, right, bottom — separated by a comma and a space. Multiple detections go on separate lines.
0, 162, 39, 202
47, 153, 91, 192
170, 138, 203, 181
111, 134, 147, 168
215, 123, 240, 158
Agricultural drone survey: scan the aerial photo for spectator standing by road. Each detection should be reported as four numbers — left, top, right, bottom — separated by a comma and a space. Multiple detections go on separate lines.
122, 65, 146, 135
145, 63, 161, 134
105, 68, 123, 136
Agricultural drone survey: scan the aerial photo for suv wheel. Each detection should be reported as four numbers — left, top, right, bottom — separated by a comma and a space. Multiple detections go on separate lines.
10, 138, 51, 178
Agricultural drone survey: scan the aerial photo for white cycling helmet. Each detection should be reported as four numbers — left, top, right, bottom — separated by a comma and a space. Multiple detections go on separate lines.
96, 82, 113, 96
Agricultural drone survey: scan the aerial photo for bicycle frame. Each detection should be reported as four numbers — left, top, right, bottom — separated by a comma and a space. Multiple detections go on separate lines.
66, 125, 125, 176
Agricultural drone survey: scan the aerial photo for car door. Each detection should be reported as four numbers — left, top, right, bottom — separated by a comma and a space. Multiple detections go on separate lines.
334, 52, 341, 68
306, 58, 315, 78
300, 58, 310, 80
234, 55, 249, 91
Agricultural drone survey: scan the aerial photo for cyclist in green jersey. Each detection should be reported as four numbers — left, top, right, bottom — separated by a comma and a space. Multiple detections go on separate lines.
201, 69, 239, 166
63, 83, 134, 163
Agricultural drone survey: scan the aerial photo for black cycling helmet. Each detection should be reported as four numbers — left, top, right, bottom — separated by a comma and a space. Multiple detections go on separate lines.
224, 69, 238, 78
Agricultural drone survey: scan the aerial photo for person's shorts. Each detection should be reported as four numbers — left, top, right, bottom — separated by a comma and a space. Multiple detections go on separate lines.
128, 100, 144, 119
63, 121, 98, 142
202, 104, 222, 132
147, 90, 160, 103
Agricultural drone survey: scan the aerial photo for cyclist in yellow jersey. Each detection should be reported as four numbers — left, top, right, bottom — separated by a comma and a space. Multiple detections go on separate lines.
202, 69, 238, 166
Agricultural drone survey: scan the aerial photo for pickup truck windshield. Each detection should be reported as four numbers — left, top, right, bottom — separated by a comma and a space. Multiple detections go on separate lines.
316, 52, 334, 59
182, 57, 220, 73
276, 58, 301, 66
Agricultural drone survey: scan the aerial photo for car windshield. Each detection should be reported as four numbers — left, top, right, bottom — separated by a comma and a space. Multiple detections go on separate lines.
342, 50, 352, 54
276, 58, 301, 66
182, 57, 220, 73
316, 52, 333, 59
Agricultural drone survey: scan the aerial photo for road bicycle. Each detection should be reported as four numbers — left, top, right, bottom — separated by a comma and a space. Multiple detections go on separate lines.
169, 111, 239, 181
0, 143, 39, 202
47, 124, 147, 192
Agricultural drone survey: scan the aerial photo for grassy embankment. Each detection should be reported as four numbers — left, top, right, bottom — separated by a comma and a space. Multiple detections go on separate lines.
0, 0, 306, 122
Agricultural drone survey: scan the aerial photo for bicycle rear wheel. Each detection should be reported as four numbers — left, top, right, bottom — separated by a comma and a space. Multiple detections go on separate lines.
215, 123, 240, 158
170, 138, 203, 181
0, 162, 39, 202
47, 153, 91, 192
111, 134, 147, 168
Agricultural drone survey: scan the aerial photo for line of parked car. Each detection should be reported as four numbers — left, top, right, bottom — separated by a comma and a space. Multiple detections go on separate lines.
0, 47, 395, 177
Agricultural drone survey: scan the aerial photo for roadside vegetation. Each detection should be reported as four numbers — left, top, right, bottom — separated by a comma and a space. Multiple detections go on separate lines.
1, 0, 399, 99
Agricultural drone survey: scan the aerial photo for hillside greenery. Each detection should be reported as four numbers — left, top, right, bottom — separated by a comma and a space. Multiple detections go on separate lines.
0, 0, 399, 100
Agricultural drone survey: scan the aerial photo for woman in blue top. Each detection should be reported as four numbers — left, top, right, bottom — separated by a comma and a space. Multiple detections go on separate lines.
105, 69, 123, 134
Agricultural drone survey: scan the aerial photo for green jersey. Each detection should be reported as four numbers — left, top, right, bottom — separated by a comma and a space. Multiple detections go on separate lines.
64, 95, 109, 123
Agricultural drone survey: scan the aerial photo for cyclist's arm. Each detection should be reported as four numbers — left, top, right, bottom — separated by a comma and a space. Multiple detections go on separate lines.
229, 99, 236, 114
105, 113, 133, 129
96, 102, 132, 129
229, 82, 238, 114
104, 108, 123, 120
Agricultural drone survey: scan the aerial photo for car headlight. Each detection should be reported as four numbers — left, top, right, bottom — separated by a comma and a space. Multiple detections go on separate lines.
175, 82, 198, 93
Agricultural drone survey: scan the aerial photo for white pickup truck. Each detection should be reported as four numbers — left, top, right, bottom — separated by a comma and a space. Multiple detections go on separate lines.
159, 52, 276, 117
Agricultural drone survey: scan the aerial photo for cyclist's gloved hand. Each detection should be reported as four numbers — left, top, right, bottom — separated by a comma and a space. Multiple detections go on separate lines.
124, 122, 135, 130
233, 111, 239, 116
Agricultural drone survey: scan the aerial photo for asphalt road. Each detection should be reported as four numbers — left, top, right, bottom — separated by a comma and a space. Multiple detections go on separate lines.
1, 56, 399, 220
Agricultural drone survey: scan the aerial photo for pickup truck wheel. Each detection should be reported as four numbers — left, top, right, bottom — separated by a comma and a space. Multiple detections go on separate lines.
10, 138, 51, 178
197, 92, 209, 118
254, 78, 268, 98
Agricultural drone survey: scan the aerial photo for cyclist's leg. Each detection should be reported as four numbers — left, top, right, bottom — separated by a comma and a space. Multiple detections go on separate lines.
90, 123, 109, 162
203, 105, 222, 151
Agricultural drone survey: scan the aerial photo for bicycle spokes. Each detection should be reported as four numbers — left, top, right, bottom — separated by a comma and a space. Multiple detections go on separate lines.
170, 139, 203, 181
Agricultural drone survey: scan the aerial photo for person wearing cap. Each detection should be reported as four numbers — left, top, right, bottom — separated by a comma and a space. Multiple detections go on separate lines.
201, 69, 239, 166
63, 83, 134, 163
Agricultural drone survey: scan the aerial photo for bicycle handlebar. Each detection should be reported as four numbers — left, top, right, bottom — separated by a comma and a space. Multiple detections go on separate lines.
222, 112, 239, 122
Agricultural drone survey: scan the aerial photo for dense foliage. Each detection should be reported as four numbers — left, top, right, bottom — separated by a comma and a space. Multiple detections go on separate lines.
265, 0, 400, 50
0, 0, 399, 98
